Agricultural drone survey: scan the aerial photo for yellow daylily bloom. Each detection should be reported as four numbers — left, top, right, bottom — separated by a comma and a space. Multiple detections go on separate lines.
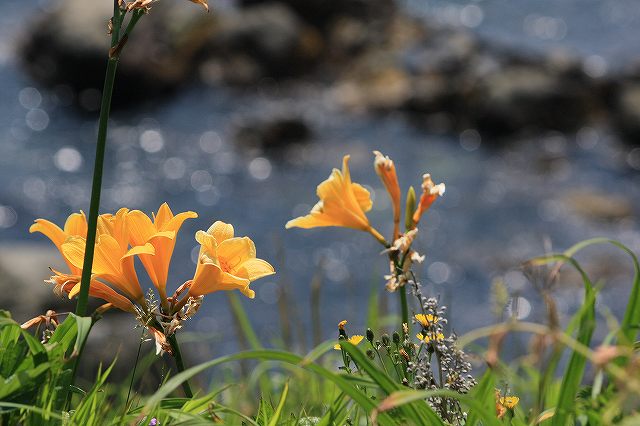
417, 332, 445, 344
127, 203, 197, 298
373, 150, 401, 239
414, 313, 439, 328
286, 155, 387, 245
188, 221, 275, 299
334, 335, 364, 350
60, 208, 153, 304
30, 211, 139, 313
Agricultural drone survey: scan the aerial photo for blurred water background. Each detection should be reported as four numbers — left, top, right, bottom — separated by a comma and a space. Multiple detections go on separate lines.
1, 0, 640, 365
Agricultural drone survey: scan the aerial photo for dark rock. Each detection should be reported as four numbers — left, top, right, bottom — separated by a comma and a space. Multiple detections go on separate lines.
467, 64, 593, 135
19, 0, 210, 109
200, 4, 322, 85
234, 116, 312, 150
612, 81, 640, 141
564, 190, 634, 222
239, 0, 396, 32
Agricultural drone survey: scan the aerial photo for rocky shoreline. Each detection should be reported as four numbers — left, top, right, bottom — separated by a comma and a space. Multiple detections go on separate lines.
16, 0, 640, 142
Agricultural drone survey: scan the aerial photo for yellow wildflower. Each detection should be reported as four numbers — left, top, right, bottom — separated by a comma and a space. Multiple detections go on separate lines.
334, 335, 364, 350
500, 396, 519, 409
412, 174, 445, 226
338, 320, 348, 330
286, 155, 386, 245
495, 390, 519, 418
373, 150, 401, 239
187, 221, 275, 299
416, 332, 445, 343
62, 208, 155, 305
30, 211, 141, 313
414, 313, 439, 328
127, 203, 197, 300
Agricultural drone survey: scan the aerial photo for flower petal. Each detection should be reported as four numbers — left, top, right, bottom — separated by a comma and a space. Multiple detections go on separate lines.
235, 258, 275, 281
63, 211, 87, 237
68, 280, 136, 313
153, 202, 174, 229
218, 237, 255, 271
30, 219, 66, 253
351, 183, 373, 212
163, 210, 198, 233
188, 261, 250, 297
126, 210, 156, 246
206, 221, 234, 243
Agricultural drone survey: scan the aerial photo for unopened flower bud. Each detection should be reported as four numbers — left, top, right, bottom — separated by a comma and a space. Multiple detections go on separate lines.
373, 151, 401, 236
392, 331, 400, 345
366, 328, 374, 342
381, 334, 390, 346
405, 186, 416, 231
366, 349, 376, 359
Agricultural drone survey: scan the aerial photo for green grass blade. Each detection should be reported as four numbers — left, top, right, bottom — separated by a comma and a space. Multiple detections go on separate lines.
339, 342, 444, 425
466, 369, 496, 426
0, 402, 63, 420
267, 381, 289, 426
558, 237, 640, 345
376, 389, 500, 426
530, 254, 596, 426
141, 348, 397, 425
227, 293, 262, 350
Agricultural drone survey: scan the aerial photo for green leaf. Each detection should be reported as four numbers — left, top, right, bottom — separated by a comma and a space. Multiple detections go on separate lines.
0, 362, 51, 400
466, 369, 496, 426
532, 254, 596, 426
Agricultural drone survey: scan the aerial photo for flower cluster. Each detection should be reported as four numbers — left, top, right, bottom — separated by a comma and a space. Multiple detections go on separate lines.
29, 202, 274, 351
407, 296, 476, 424
286, 152, 444, 292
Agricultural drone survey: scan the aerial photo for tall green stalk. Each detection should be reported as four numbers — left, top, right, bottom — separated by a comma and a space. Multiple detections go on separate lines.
399, 285, 409, 329
75, 1, 125, 317
166, 334, 194, 397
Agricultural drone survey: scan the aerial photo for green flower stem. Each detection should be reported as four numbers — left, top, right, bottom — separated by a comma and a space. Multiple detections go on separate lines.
399, 285, 409, 330
74, 57, 119, 317
166, 333, 194, 397
75, 1, 124, 317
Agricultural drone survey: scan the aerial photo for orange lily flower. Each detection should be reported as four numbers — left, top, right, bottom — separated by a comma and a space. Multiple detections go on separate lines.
62, 209, 155, 304
188, 221, 275, 299
286, 155, 387, 244
30, 211, 141, 313
126, 203, 197, 301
